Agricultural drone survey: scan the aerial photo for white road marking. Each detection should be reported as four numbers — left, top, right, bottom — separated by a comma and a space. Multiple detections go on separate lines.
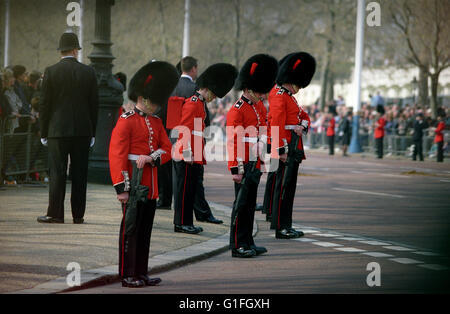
383, 246, 414, 252
351, 170, 365, 174
296, 229, 320, 234
332, 188, 405, 199
336, 237, 366, 241
389, 258, 423, 265
440, 179, 450, 183
293, 238, 318, 242
315, 233, 342, 238
358, 240, 391, 246
362, 252, 394, 258
418, 264, 449, 271
334, 247, 366, 253
312, 242, 343, 248
412, 251, 440, 257
379, 174, 411, 179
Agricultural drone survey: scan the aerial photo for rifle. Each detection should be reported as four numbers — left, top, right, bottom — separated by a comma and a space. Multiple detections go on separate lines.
124, 161, 149, 235
281, 129, 303, 201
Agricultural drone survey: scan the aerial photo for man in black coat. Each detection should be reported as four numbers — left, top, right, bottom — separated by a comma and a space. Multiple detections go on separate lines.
412, 113, 428, 161
37, 32, 99, 224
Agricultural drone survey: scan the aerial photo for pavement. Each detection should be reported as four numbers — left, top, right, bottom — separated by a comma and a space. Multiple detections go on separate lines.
1, 147, 449, 294
0, 182, 233, 294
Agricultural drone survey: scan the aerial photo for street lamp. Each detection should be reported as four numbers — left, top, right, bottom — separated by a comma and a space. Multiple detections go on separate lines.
87, 0, 124, 184
349, 0, 365, 154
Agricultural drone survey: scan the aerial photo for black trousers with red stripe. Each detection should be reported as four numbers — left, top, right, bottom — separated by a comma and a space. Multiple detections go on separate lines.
229, 163, 261, 250
270, 160, 300, 231
262, 171, 277, 219
118, 199, 156, 278
173, 161, 202, 226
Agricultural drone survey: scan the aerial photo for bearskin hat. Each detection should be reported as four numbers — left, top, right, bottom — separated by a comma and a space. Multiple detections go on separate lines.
114, 72, 127, 91
128, 61, 179, 106
235, 54, 278, 94
276, 52, 316, 88
196, 63, 238, 98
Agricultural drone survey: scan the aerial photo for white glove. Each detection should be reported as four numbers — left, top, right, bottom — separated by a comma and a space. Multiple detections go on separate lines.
90, 137, 95, 148
41, 138, 48, 147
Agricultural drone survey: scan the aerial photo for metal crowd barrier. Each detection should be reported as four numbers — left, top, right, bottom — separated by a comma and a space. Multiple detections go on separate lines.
0, 116, 49, 184
306, 130, 449, 159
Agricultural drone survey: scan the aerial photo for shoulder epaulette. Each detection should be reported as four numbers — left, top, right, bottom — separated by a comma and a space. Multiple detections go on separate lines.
121, 110, 135, 119
191, 96, 198, 102
234, 99, 244, 109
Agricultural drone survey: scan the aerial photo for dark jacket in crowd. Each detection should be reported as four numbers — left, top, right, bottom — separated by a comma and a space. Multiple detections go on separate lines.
40, 57, 99, 139
412, 119, 428, 141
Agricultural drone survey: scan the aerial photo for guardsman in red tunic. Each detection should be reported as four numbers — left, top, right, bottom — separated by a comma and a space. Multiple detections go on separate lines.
109, 62, 179, 288
374, 113, 386, 159
268, 52, 316, 239
434, 111, 446, 162
227, 54, 278, 258
326, 111, 336, 155
173, 63, 237, 235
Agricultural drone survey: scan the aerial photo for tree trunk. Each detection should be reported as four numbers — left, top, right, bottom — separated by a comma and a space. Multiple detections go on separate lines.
429, 73, 439, 119
327, 71, 334, 103
417, 64, 429, 107
158, 0, 168, 59
319, 39, 332, 111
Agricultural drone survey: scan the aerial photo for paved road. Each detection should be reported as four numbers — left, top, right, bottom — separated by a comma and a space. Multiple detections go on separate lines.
69, 152, 450, 294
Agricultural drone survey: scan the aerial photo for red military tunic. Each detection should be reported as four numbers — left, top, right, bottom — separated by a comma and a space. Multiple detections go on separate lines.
109, 108, 172, 199
268, 85, 310, 159
434, 121, 445, 143
226, 95, 267, 174
374, 117, 386, 139
174, 92, 207, 165
326, 117, 336, 137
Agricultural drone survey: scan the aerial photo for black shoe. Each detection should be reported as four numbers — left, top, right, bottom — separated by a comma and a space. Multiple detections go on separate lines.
156, 201, 171, 210
198, 216, 223, 224
288, 228, 304, 237
122, 277, 145, 288
37, 216, 64, 224
250, 245, 267, 256
73, 218, 84, 224
232, 247, 256, 258
275, 229, 300, 239
174, 225, 202, 234
255, 205, 264, 212
139, 275, 162, 286
265, 214, 272, 222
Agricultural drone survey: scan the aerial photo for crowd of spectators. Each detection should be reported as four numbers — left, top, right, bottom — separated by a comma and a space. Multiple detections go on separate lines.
0, 65, 42, 134
1, 65, 45, 184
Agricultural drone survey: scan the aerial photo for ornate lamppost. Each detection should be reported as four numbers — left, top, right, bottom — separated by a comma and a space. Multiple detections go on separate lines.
88, 0, 123, 183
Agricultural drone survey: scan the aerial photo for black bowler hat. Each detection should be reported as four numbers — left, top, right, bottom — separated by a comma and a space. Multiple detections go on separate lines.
235, 54, 278, 94
196, 63, 238, 98
276, 52, 316, 88
128, 61, 179, 107
57, 32, 81, 51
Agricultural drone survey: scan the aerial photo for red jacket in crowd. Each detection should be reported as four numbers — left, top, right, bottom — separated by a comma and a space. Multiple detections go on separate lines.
326, 117, 336, 137
434, 121, 445, 143
374, 117, 386, 139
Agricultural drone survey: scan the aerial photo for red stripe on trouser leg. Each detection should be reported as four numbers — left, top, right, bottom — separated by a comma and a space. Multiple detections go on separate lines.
269, 172, 276, 215
235, 217, 238, 249
121, 203, 126, 277
181, 164, 188, 225
277, 167, 285, 229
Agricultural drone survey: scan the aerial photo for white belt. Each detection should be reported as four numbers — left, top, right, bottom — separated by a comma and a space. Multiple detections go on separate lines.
128, 154, 139, 161
285, 125, 298, 130
242, 137, 258, 143
192, 130, 203, 137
